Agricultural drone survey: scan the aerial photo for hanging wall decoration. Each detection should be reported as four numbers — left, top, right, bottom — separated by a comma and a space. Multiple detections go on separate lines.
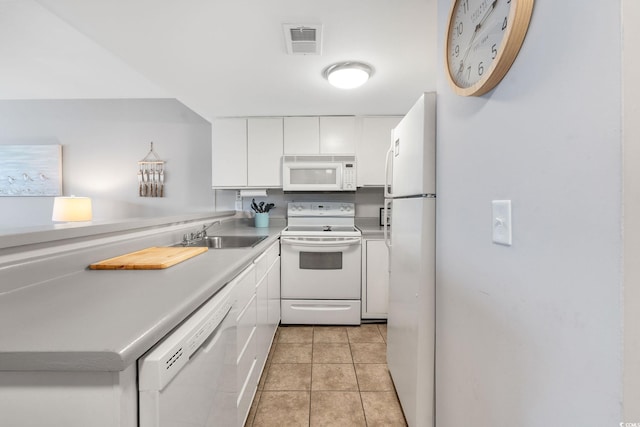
0, 145, 62, 197
138, 142, 165, 197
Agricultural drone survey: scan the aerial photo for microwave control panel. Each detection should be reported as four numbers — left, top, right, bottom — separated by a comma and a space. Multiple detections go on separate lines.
343, 162, 357, 190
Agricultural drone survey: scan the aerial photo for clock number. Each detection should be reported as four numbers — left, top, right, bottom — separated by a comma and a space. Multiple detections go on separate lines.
491, 44, 497, 59
502, 16, 508, 31
454, 45, 460, 57
462, 0, 469, 14
466, 66, 472, 80
457, 21, 464, 36
478, 62, 484, 76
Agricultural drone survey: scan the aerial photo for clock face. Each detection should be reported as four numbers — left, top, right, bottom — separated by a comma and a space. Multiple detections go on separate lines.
447, 0, 513, 90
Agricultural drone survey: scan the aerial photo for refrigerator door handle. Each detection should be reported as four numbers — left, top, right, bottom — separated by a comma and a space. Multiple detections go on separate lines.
384, 143, 394, 198
384, 198, 392, 250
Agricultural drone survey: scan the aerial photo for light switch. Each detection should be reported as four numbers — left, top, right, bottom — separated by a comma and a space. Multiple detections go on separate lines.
492, 200, 512, 246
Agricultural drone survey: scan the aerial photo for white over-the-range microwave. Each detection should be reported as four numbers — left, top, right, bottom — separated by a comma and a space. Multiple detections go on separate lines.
282, 155, 357, 192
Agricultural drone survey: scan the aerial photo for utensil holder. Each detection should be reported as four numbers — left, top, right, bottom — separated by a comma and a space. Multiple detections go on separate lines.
254, 213, 269, 228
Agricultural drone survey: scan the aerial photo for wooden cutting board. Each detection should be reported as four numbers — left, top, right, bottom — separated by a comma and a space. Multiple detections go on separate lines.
89, 246, 208, 270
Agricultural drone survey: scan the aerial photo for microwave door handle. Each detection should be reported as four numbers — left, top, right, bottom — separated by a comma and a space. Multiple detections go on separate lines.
384, 143, 393, 198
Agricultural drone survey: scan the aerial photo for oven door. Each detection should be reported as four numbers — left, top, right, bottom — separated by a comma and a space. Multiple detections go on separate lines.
280, 236, 361, 299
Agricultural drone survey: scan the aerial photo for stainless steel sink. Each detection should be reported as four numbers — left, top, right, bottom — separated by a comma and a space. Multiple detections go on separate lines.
175, 235, 268, 249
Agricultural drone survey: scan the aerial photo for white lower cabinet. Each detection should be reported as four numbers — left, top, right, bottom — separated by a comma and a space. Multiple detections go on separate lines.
0, 241, 281, 427
237, 240, 281, 427
0, 366, 138, 427
254, 241, 280, 374
362, 238, 390, 319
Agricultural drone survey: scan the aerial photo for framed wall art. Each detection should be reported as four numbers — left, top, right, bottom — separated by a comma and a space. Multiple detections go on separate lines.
0, 145, 62, 197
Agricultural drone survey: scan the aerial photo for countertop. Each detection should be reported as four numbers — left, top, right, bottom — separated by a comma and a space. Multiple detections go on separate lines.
356, 217, 387, 238
0, 222, 284, 372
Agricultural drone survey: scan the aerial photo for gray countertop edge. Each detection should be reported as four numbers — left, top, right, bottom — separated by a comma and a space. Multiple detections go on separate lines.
0, 225, 283, 372
0, 211, 235, 250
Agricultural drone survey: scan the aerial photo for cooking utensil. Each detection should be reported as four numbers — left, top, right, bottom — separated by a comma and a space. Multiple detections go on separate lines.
259, 201, 265, 212
264, 203, 275, 213
251, 198, 260, 213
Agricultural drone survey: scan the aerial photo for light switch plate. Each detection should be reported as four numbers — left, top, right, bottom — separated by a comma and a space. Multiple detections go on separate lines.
492, 200, 512, 246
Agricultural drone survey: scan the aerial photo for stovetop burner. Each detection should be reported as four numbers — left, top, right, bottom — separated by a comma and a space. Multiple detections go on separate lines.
284, 202, 361, 237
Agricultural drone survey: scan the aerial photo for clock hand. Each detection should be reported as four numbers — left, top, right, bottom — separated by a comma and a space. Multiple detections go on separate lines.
476, 0, 498, 34
456, 1, 500, 76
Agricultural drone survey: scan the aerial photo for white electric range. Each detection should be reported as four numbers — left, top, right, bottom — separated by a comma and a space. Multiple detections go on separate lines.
280, 202, 362, 325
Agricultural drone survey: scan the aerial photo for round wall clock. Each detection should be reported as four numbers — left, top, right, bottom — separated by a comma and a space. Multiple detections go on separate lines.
445, 0, 534, 97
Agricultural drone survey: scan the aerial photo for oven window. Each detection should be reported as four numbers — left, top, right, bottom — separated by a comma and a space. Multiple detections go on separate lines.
299, 252, 342, 270
290, 168, 337, 185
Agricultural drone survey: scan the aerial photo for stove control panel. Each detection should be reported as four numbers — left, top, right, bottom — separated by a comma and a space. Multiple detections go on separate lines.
287, 202, 355, 217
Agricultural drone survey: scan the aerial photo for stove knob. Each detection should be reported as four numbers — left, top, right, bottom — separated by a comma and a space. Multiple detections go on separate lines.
340, 206, 345, 211
345, 205, 352, 212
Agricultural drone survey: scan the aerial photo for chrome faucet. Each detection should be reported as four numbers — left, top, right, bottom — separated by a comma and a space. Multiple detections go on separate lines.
181, 220, 221, 245
195, 220, 221, 240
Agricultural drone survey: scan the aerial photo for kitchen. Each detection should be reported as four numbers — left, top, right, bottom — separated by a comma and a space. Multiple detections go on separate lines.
0, 1, 639, 427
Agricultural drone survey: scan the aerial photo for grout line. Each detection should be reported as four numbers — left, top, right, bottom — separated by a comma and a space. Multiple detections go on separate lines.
309, 326, 314, 427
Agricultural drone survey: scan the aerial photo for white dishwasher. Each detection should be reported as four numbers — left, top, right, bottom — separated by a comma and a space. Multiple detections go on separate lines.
138, 283, 236, 427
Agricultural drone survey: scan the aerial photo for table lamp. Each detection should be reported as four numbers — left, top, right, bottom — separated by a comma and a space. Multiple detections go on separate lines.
52, 196, 93, 222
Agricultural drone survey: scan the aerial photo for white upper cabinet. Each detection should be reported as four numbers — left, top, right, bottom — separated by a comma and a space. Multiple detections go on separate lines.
356, 117, 402, 186
212, 118, 247, 187
320, 117, 356, 154
284, 117, 320, 154
213, 115, 397, 188
248, 118, 283, 187
284, 116, 356, 155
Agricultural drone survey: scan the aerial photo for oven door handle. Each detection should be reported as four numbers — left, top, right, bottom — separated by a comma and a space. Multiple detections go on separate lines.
281, 237, 361, 250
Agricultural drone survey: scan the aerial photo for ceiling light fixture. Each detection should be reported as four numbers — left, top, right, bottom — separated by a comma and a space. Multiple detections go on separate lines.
323, 62, 373, 89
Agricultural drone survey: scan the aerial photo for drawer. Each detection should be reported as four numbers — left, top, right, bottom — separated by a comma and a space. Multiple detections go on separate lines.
281, 299, 361, 325
254, 250, 268, 282
237, 357, 258, 427
236, 294, 257, 356
234, 264, 256, 312
266, 240, 280, 266
237, 325, 256, 387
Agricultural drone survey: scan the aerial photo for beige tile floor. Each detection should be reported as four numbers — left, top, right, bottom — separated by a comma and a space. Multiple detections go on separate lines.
244, 324, 407, 427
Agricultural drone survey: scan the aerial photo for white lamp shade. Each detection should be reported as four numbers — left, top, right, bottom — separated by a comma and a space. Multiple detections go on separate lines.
52, 196, 93, 222
324, 62, 372, 89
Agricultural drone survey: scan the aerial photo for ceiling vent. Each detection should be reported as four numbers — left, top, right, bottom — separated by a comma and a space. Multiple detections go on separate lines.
283, 24, 322, 55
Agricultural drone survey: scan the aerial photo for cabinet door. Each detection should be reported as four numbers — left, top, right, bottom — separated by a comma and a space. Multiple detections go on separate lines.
267, 256, 281, 335
363, 239, 389, 318
212, 118, 247, 187
320, 116, 356, 154
248, 118, 283, 187
356, 117, 402, 186
255, 274, 269, 372
283, 117, 320, 154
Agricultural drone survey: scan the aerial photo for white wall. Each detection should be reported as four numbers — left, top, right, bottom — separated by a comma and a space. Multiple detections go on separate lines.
435, 1, 623, 426
0, 99, 214, 228
0, 0, 168, 100
623, 0, 640, 420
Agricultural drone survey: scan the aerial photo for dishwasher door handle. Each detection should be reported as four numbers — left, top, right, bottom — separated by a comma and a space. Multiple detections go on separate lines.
200, 304, 233, 354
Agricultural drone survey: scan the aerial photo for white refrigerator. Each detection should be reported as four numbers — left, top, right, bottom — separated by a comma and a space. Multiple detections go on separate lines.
384, 92, 436, 427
